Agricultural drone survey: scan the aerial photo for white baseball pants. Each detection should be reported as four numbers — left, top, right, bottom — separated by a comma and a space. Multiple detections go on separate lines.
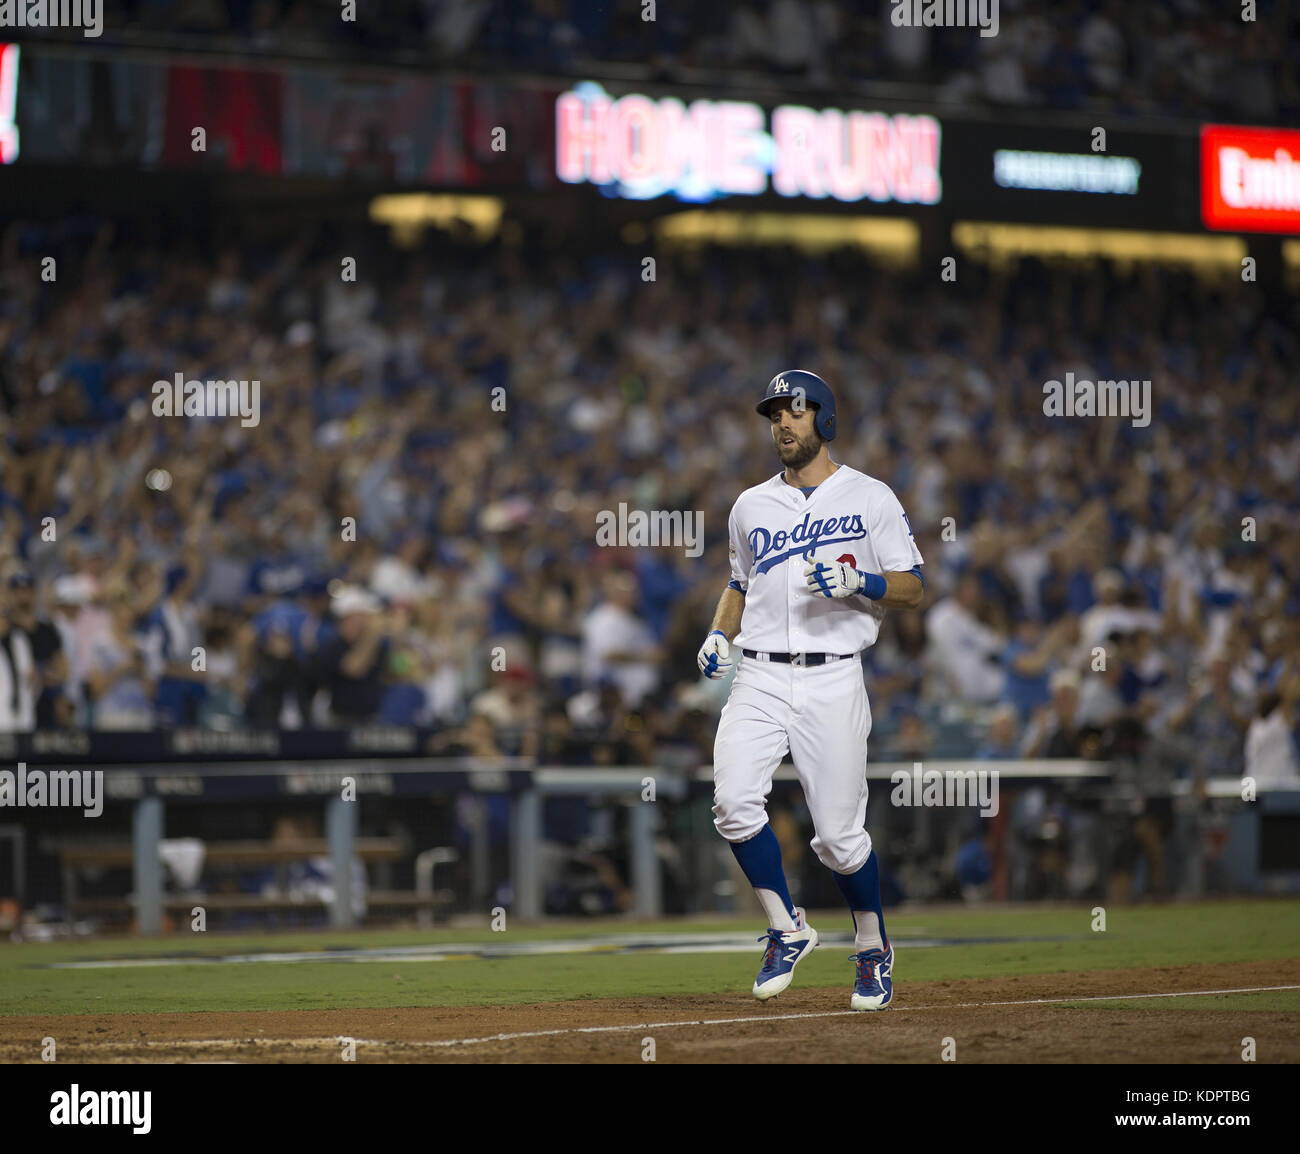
712, 653, 873, 874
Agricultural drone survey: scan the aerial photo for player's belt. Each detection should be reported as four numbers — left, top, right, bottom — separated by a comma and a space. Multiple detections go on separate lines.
742, 650, 857, 666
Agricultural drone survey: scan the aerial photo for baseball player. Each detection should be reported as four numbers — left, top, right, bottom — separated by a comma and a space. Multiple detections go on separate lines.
697, 370, 923, 1010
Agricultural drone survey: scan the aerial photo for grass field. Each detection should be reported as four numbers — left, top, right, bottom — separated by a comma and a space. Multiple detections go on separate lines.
2, 899, 1297, 1062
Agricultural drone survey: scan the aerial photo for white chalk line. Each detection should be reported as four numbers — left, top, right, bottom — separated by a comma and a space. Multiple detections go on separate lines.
55, 984, 1300, 1054
380, 984, 1300, 1049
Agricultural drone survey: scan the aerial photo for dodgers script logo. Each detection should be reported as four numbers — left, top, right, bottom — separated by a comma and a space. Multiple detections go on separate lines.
749, 511, 865, 574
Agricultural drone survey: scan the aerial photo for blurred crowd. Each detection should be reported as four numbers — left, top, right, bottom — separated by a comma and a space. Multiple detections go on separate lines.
18, 0, 1299, 123
1, 214, 1297, 803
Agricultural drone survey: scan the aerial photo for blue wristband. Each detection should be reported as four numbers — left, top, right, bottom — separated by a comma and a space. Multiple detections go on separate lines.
859, 571, 887, 600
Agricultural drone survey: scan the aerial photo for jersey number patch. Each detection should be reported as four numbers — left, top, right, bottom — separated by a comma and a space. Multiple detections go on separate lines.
837, 553, 857, 568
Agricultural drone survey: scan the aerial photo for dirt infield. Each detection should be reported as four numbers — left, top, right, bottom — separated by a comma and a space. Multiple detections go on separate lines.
4, 959, 1297, 1063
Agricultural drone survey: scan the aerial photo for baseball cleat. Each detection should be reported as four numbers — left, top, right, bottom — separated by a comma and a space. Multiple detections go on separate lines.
752, 911, 819, 1001
849, 942, 893, 1010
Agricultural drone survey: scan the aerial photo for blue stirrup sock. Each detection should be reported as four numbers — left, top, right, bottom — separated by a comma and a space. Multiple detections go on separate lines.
729, 823, 799, 932
835, 849, 887, 953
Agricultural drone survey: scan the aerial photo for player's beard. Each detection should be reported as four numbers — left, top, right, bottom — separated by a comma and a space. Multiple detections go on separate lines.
776, 428, 822, 471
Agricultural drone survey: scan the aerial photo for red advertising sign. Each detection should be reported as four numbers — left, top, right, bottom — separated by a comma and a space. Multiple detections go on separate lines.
1201, 124, 1300, 233
0, 44, 18, 165
163, 66, 284, 173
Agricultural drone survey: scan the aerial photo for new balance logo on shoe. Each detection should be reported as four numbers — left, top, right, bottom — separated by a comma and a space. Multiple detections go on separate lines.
752, 920, 820, 1001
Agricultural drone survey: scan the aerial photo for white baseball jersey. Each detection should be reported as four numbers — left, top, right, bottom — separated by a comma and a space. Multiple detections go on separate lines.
727, 464, 923, 654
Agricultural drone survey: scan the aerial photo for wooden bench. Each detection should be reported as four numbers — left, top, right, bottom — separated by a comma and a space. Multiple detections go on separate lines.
51, 838, 456, 924
66, 891, 449, 914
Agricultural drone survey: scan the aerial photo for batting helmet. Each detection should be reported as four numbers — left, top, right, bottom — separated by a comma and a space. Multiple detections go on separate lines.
755, 370, 837, 441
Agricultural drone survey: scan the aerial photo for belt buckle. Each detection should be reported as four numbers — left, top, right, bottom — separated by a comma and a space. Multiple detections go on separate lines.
791, 652, 807, 667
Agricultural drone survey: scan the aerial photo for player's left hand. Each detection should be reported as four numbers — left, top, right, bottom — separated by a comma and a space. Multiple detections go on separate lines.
804, 557, 862, 598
